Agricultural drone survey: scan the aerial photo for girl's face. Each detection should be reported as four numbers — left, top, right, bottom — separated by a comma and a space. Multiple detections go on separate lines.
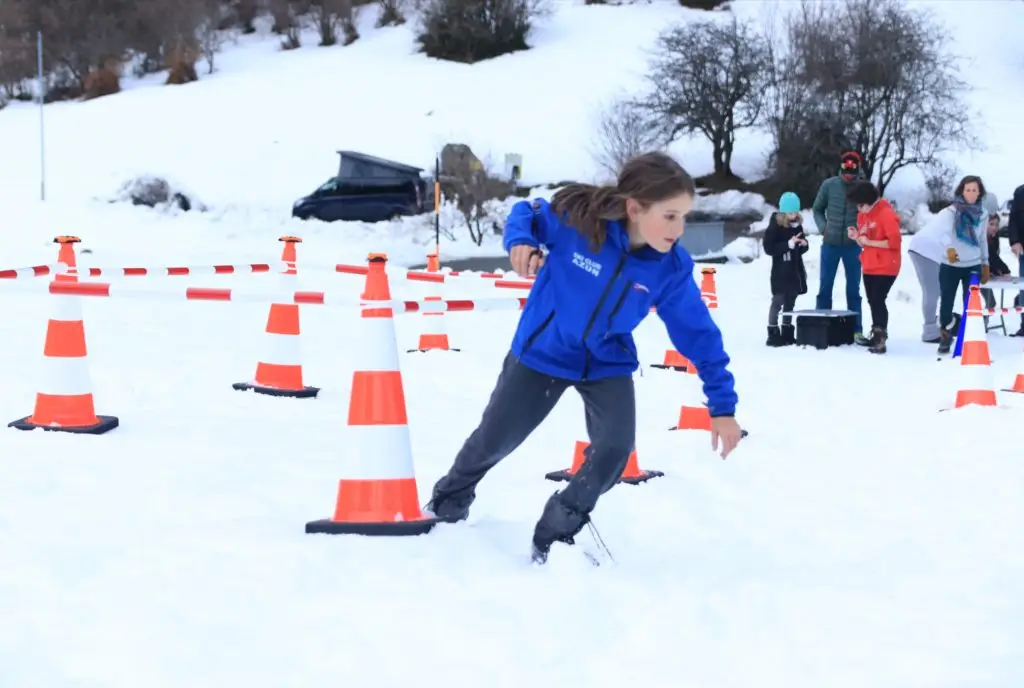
856, 203, 872, 214
787, 212, 801, 223
988, 217, 1000, 237
627, 193, 694, 253
962, 182, 981, 204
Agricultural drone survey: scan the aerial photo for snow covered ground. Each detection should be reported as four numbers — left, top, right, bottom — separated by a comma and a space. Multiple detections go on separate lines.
0, 228, 1022, 686
0, 0, 1023, 684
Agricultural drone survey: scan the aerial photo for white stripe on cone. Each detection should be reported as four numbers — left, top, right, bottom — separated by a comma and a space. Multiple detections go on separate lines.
52, 294, 84, 322
259, 330, 303, 367
346, 425, 416, 480
38, 355, 95, 396
357, 317, 401, 372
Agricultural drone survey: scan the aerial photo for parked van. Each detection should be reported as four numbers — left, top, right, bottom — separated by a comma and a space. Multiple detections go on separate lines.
292, 151, 431, 223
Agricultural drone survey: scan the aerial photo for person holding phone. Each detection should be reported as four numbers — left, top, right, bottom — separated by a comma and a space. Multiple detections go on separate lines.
845, 182, 902, 354
762, 191, 809, 346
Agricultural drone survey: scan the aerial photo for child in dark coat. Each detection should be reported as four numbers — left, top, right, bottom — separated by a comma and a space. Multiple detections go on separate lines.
763, 192, 809, 346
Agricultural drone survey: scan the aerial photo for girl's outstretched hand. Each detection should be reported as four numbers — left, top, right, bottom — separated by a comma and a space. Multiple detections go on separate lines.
711, 416, 744, 459
510, 245, 542, 277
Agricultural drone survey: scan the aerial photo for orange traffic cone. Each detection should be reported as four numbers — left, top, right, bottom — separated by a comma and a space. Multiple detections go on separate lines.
1002, 344, 1024, 394
951, 285, 997, 409
545, 440, 663, 485
233, 236, 319, 398
408, 252, 459, 353
9, 236, 119, 434
670, 363, 711, 430
700, 268, 719, 309
306, 253, 438, 536
650, 350, 689, 371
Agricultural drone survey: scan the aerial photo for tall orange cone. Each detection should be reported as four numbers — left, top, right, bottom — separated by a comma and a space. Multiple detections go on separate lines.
233, 236, 319, 398
700, 268, 719, 309
306, 253, 438, 536
9, 236, 119, 434
408, 252, 459, 353
545, 440, 663, 484
951, 284, 997, 409
1002, 344, 1024, 394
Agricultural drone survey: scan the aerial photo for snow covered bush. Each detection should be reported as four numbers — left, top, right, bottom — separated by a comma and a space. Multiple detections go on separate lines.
111, 175, 206, 213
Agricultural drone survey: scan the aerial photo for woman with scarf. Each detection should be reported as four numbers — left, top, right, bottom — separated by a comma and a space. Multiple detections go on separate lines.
933, 175, 990, 355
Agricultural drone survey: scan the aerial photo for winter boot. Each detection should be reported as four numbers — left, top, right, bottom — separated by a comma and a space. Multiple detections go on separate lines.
424, 484, 473, 524
868, 327, 887, 354
780, 324, 796, 345
937, 327, 952, 356
854, 331, 872, 346
531, 491, 590, 564
765, 326, 785, 347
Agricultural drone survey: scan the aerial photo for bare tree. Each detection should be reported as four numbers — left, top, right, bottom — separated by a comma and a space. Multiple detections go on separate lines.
195, 0, 228, 73
780, 0, 978, 195
268, 0, 309, 48
377, 0, 405, 26
923, 159, 958, 212
588, 97, 664, 181
641, 16, 771, 179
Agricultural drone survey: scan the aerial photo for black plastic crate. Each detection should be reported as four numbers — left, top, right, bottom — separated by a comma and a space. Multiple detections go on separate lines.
792, 310, 857, 350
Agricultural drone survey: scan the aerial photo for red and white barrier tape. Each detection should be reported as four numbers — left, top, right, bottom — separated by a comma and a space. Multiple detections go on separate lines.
294, 261, 534, 287
0, 263, 65, 279
0, 279, 528, 311
72, 262, 285, 278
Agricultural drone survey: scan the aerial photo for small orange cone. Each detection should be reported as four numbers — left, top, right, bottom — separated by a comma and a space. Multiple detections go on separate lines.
669, 362, 711, 430
544, 440, 663, 485
952, 285, 997, 409
650, 350, 689, 371
306, 253, 438, 536
9, 236, 119, 434
408, 252, 459, 353
700, 268, 719, 309
233, 236, 319, 398
1002, 344, 1024, 394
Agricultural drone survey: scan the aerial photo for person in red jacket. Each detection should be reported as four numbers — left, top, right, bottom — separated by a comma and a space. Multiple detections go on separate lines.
845, 181, 902, 354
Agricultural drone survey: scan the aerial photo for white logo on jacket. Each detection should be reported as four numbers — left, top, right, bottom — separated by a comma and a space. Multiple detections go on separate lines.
572, 252, 602, 277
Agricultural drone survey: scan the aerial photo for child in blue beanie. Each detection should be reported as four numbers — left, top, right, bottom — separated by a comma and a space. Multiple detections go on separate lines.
762, 191, 809, 346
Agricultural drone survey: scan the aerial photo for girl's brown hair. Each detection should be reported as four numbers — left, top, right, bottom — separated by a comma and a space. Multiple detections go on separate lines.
550, 152, 696, 252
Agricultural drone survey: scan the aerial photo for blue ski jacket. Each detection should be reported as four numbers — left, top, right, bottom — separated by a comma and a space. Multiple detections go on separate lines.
503, 198, 738, 417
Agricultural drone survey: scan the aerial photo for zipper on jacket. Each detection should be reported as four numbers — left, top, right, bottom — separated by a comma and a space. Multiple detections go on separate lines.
605, 280, 634, 332
521, 310, 556, 356
580, 255, 627, 381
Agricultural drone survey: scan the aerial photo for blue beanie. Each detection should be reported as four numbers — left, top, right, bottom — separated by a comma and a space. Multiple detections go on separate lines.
778, 192, 801, 214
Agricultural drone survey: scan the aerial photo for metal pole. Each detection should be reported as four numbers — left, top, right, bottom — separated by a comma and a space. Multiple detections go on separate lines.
37, 30, 45, 202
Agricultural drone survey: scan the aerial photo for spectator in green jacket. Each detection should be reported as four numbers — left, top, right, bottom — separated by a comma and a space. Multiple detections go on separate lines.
812, 151, 866, 336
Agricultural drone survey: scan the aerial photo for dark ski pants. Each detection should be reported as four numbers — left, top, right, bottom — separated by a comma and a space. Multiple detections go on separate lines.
938, 263, 981, 330
430, 352, 635, 518
862, 274, 896, 330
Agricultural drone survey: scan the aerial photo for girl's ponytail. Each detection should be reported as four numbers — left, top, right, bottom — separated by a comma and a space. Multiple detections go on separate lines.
551, 183, 627, 252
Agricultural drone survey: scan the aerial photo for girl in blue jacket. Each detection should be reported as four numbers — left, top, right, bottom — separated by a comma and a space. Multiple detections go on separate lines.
426, 152, 743, 564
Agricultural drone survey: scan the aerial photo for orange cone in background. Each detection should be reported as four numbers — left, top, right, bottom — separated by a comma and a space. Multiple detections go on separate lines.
409, 252, 459, 353
1002, 344, 1024, 394
951, 285, 997, 409
306, 253, 438, 536
9, 236, 119, 434
233, 236, 319, 398
650, 350, 689, 371
700, 268, 719, 309
544, 440, 663, 485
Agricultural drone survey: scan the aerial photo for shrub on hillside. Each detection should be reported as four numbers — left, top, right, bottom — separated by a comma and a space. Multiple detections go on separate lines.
417, 0, 536, 64
166, 43, 200, 85
112, 176, 204, 213
83, 64, 121, 100
588, 97, 665, 182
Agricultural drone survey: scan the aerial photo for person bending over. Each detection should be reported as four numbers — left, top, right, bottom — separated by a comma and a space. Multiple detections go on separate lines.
425, 152, 743, 564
